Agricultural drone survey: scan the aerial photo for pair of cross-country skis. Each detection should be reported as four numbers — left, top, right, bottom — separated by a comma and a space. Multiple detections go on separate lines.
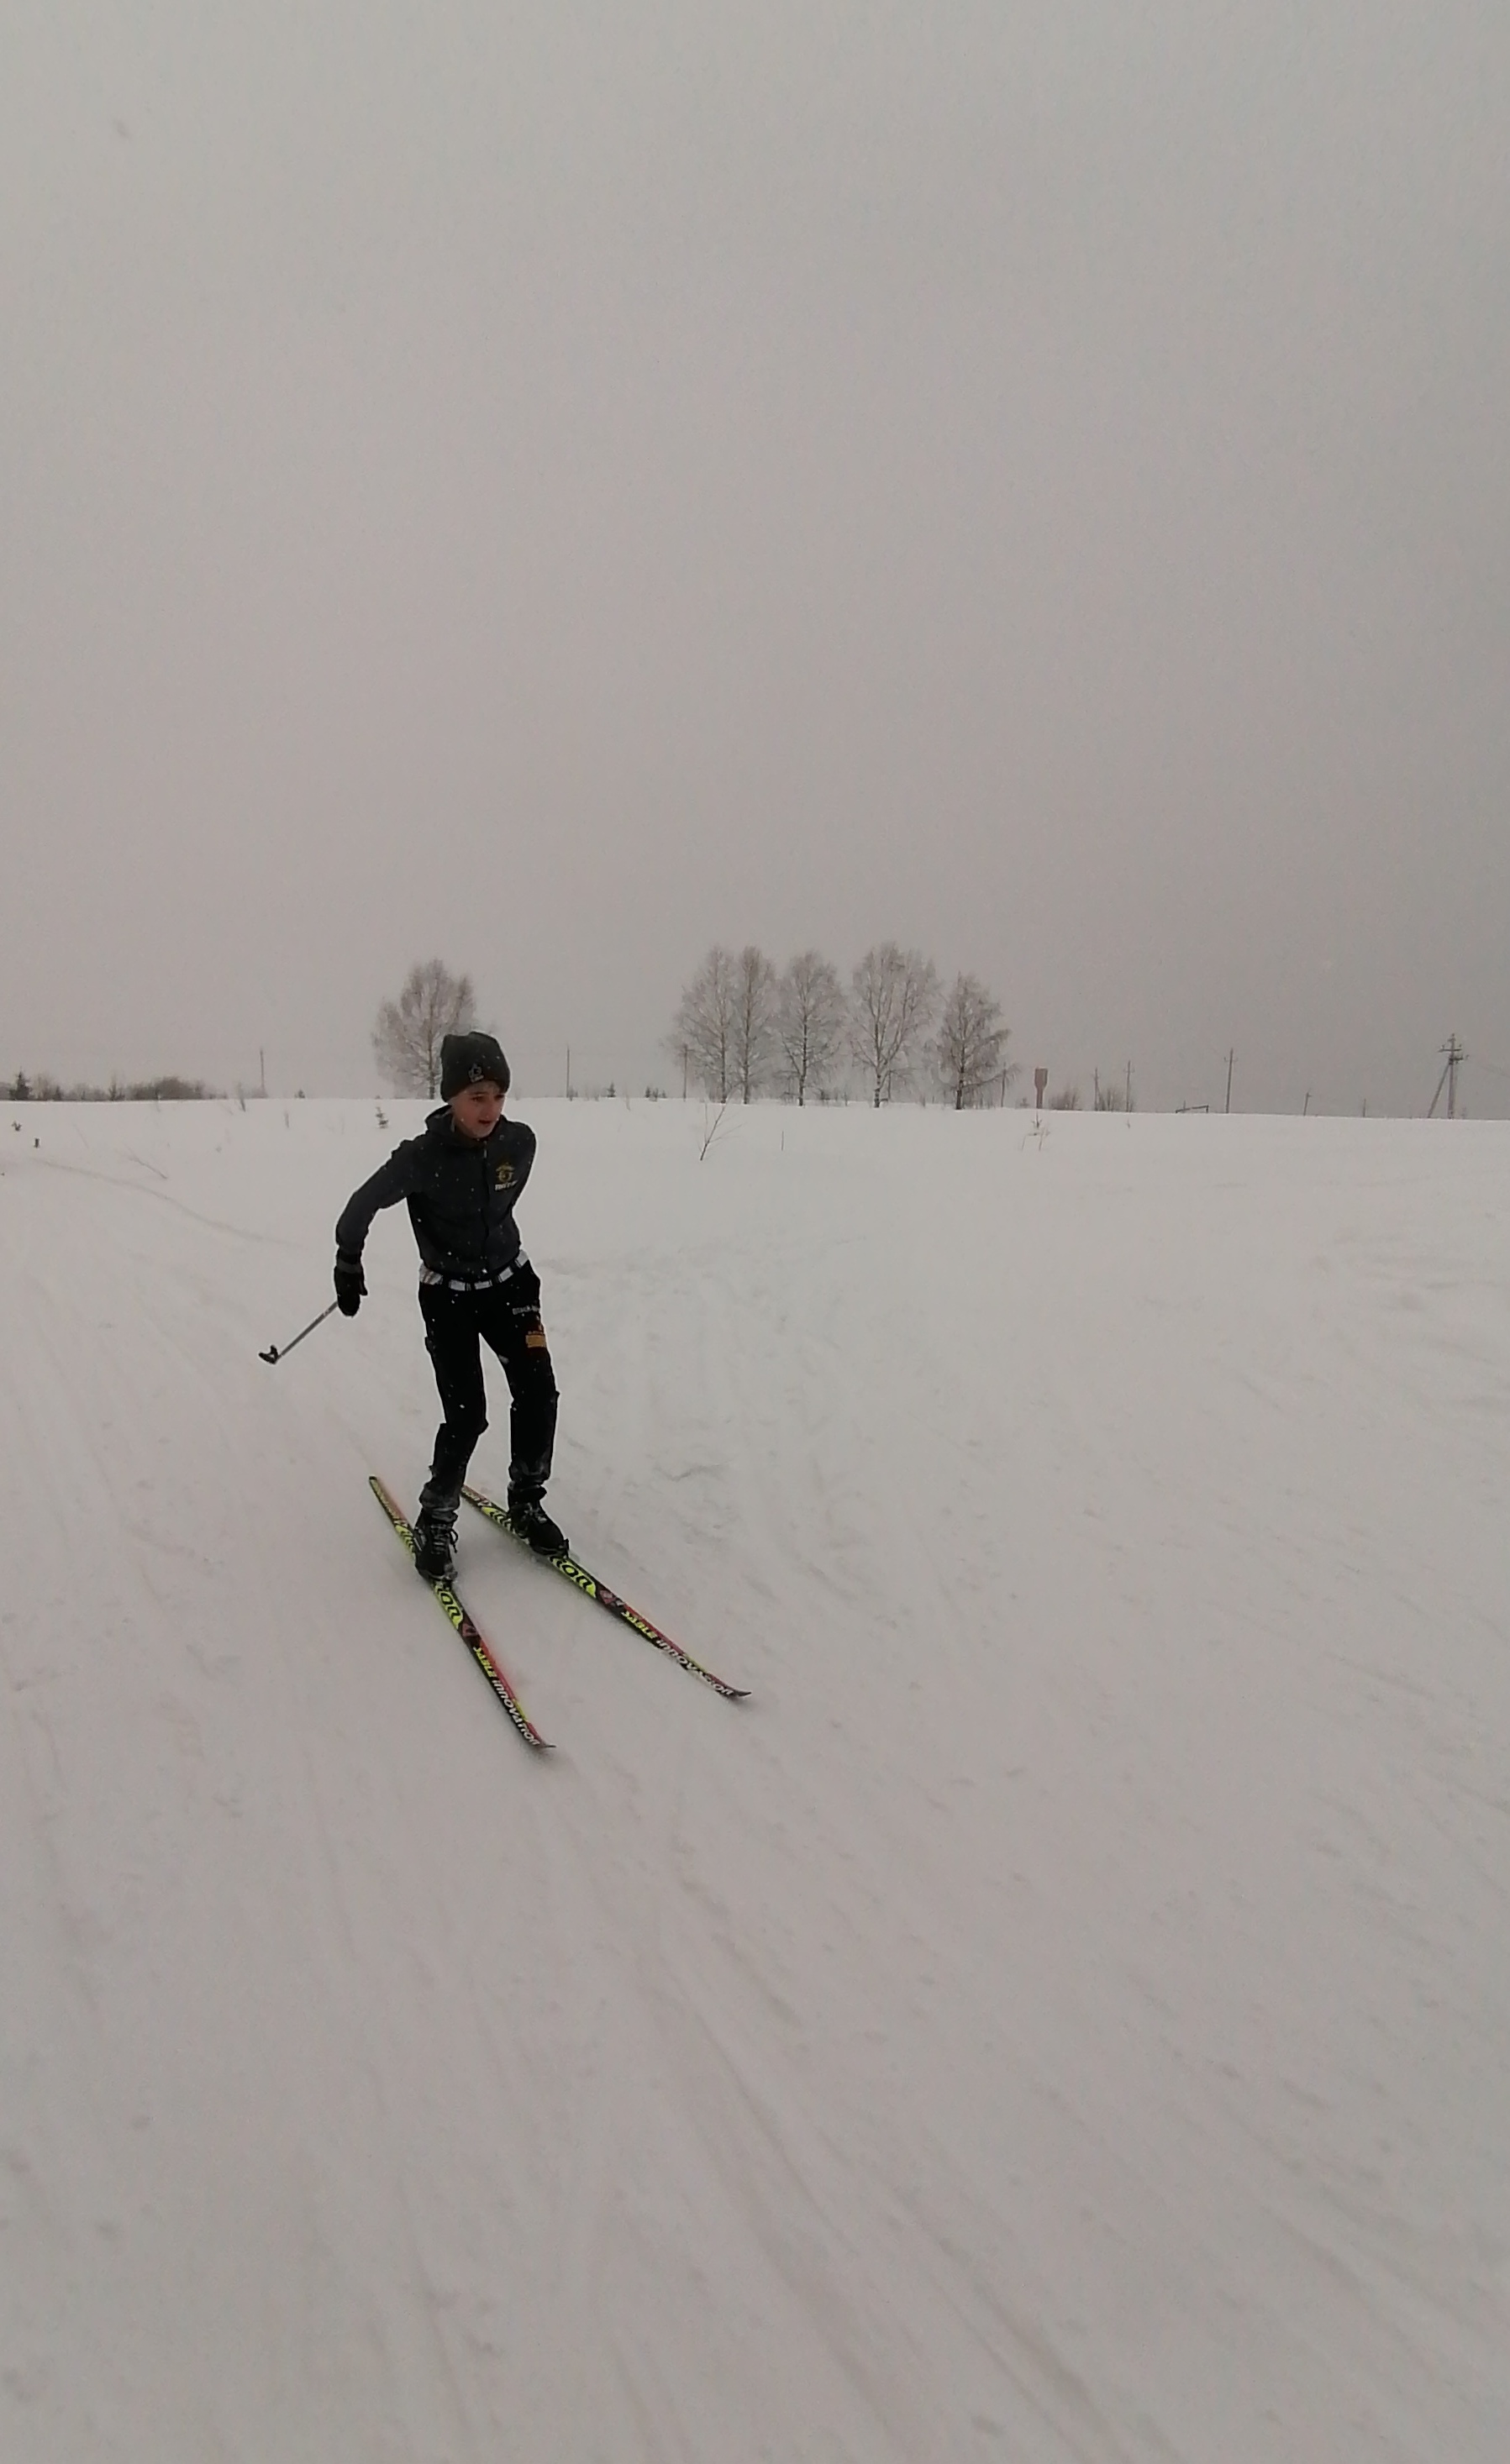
370, 1476, 750, 1752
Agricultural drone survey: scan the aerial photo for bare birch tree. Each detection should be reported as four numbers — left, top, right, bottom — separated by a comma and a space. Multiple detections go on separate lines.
731, 944, 779, 1103
372, 959, 476, 1096
670, 946, 739, 1101
849, 943, 939, 1106
934, 973, 1018, 1109
776, 951, 846, 1105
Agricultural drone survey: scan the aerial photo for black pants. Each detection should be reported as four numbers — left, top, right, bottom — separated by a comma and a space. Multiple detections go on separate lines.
417, 1266, 558, 1511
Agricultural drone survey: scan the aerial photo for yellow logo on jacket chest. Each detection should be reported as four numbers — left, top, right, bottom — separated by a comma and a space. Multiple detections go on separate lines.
494, 1161, 515, 1190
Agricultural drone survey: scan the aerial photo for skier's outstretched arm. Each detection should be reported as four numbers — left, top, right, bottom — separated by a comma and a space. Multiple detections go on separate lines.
332, 1144, 421, 1315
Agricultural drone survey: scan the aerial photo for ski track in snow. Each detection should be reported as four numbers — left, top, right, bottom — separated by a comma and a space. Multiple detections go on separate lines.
2, 1099, 1509, 2461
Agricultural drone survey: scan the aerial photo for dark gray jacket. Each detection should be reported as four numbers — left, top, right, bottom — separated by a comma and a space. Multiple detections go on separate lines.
335, 1108, 536, 1281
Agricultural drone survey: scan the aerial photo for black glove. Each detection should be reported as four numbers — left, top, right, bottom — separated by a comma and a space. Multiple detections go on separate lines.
334, 1250, 366, 1316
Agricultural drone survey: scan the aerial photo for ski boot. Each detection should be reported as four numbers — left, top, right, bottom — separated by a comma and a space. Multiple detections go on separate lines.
508, 1495, 568, 1557
412, 1500, 458, 1584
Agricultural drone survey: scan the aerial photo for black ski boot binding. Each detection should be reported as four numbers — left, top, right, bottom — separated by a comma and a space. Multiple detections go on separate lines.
412, 1501, 458, 1584
508, 1495, 568, 1558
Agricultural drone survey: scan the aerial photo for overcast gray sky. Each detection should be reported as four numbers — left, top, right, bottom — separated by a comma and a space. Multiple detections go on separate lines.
3, 1, 1507, 1113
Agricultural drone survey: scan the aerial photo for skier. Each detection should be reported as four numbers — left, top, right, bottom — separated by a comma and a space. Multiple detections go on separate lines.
334, 1030, 565, 1583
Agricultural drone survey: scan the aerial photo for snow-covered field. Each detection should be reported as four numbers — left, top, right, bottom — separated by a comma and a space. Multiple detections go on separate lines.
3, 1095, 1508, 2463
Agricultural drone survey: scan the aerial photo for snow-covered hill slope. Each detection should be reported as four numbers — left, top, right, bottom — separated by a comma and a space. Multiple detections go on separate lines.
3, 1096, 1508, 2462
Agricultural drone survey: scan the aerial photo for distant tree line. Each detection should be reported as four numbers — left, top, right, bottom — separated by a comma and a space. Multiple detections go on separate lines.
1046, 1072, 1135, 1112
669, 943, 1021, 1109
369, 948, 1128, 1116
5, 1072, 220, 1101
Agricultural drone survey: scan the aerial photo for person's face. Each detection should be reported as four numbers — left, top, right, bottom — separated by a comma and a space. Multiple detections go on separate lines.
449, 1080, 505, 1140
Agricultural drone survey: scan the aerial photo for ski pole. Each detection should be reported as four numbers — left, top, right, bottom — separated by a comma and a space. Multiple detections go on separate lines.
259, 1300, 339, 1364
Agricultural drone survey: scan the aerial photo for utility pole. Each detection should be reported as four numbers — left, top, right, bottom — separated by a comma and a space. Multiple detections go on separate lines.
259, 1048, 266, 1097
1225, 1049, 1234, 1114
1124, 1059, 1132, 1114
1428, 1034, 1465, 1119
681, 1043, 689, 1100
